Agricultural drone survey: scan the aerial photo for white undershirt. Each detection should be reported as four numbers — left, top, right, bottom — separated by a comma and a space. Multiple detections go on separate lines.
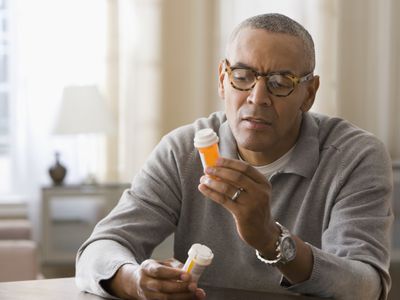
239, 145, 295, 179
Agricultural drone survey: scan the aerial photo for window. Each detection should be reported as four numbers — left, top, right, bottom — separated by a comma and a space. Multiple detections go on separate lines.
0, 92, 9, 150
0, 0, 108, 197
0, 0, 11, 194
0, 0, 9, 145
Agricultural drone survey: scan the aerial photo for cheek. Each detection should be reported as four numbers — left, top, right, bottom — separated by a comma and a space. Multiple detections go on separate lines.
223, 89, 246, 116
274, 103, 303, 128
224, 101, 239, 127
275, 90, 305, 117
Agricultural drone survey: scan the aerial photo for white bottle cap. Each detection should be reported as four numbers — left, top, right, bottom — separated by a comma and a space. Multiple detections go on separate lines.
194, 128, 219, 148
188, 243, 214, 266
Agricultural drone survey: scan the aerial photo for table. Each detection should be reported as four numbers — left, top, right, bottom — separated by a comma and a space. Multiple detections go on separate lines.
0, 277, 326, 300
41, 184, 129, 265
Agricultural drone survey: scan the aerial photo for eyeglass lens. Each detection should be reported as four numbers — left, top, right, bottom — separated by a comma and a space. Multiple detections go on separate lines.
231, 69, 294, 96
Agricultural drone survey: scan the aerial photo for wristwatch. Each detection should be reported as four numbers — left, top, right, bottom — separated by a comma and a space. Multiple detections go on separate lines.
256, 222, 296, 266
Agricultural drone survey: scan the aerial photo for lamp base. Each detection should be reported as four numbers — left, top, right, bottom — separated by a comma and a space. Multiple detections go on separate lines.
49, 152, 67, 185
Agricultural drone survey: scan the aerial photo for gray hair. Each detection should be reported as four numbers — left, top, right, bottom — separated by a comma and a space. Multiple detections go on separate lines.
228, 13, 315, 71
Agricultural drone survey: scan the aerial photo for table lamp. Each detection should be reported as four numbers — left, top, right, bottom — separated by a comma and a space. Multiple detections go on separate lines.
52, 85, 115, 184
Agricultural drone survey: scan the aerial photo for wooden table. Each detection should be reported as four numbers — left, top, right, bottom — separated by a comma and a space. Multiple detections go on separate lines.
0, 277, 325, 300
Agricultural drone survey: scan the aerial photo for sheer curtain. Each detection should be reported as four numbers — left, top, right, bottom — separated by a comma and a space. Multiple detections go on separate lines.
117, 0, 163, 182
10, 0, 107, 239
335, 0, 400, 160
117, 0, 220, 181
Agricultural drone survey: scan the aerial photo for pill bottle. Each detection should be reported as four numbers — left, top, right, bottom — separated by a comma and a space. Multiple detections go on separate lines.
182, 243, 214, 283
194, 128, 220, 172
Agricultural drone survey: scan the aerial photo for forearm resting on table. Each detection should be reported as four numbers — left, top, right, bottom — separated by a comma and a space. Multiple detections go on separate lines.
278, 236, 313, 284
75, 240, 141, 298
258, 228, 313, 285
281, 245, 383, 299
101, 263, 139, 299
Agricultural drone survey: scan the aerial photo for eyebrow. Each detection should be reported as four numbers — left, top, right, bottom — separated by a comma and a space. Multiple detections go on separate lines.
230, 61, 253, 69
231, 61, 294, 75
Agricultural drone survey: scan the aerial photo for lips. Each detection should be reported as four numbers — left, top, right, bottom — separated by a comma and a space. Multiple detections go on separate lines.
242, 116, 272, 124
241, 116, 272, 129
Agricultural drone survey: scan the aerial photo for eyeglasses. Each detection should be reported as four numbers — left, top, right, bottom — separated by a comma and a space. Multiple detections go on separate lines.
224, 59, 314, 97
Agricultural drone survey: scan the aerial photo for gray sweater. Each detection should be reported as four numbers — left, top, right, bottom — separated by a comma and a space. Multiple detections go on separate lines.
76, 112, 393, 299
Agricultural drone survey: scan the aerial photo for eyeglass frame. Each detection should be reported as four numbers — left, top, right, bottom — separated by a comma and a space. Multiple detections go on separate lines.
223, 59, 314, 97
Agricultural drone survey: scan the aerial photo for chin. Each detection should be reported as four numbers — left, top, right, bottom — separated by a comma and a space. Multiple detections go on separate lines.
237, 136, 273, 152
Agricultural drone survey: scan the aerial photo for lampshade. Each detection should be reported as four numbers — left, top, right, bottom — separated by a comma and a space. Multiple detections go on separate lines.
53, 85, 115, 135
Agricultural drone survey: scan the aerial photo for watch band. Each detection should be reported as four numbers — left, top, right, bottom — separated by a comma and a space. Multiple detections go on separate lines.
255, 222, 294, 266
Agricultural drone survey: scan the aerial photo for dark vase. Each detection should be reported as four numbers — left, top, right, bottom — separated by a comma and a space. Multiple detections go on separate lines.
49, 152, 67, 185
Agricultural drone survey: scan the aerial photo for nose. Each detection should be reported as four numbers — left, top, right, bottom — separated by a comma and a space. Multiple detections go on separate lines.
246, 78, 272, 106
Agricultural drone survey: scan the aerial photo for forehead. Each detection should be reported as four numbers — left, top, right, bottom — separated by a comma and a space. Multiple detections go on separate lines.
227, 28, 307, 73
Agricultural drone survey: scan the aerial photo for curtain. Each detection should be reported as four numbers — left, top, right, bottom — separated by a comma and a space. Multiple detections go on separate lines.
118, 0, 220, 181
335, 0, 400, 160
118, 0, 163, 181
9, 0, 107, 240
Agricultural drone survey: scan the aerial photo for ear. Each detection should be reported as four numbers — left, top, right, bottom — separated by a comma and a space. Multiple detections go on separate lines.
218, 61, 226, 99
301, 75, 320, 112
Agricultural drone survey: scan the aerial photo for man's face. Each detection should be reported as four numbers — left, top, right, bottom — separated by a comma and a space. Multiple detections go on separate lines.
218, 28, 319, 164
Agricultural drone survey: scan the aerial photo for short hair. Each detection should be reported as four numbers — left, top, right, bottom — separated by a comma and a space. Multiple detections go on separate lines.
227, 13, 315, 72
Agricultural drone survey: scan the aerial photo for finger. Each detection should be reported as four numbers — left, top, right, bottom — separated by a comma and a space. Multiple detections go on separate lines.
142, 259, 185, 280
198, 181, 235, 209
161, 258, 184, 269
204, 165, 254, 191
144, 278, 194, 294
140, 280, 197, 300
195, 288, 206, 299
215, 157, 266, 183
200, 175, 243, 202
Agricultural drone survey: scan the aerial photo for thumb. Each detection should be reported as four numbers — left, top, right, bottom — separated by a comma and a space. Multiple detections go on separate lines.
160, 257, 184, 269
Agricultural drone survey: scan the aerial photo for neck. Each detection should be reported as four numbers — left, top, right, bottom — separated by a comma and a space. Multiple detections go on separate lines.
238, 147, 289, 166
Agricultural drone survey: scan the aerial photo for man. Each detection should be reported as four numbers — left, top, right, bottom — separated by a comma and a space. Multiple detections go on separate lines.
76, 13, 393, 300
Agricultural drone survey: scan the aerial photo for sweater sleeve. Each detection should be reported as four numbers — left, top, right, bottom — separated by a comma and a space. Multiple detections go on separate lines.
284, 246, 382, 299
284, 136, 393, 299
75, 239, 139, 298
75, 132, 189, 297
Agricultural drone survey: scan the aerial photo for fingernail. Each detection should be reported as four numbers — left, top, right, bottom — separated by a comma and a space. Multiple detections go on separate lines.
205, 167, 215, 175
200, 175, 211, 185
216, 157, 223, 166
180, 273, 189, 281
204, 176, 212, 185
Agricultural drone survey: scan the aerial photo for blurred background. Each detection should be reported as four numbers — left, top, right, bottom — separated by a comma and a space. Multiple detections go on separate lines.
0, 0, 399, 296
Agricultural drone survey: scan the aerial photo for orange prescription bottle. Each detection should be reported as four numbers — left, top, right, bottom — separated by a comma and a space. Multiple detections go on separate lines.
182, 243, 214, 283
194, 128, 220, 172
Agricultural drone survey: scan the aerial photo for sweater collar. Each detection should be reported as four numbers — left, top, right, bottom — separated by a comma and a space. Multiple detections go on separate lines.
283, 112, 320, 178
218, 121, 238, 160
217, 112, 320, 178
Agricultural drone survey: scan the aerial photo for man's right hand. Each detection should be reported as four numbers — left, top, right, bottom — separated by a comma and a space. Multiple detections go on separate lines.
102, 258, 206, 300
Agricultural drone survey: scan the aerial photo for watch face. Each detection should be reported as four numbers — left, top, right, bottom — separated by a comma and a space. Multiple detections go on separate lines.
281, 237, 296, 262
